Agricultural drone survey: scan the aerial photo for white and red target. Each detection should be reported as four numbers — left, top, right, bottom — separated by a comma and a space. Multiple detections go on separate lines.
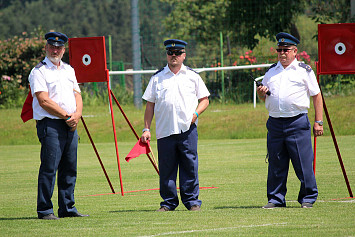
318, 23, 355, 75
82, 54, 92, 66
69, 36, 107, 83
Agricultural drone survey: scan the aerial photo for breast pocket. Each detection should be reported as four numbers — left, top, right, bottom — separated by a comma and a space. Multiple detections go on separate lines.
180, 79, 196, 97
288, 77, 307, 93
46, 76, 60, 93
266, 77, 279, 95
288, 77, 304, 87
62, 76, 75, 92
156, 80, 172, 100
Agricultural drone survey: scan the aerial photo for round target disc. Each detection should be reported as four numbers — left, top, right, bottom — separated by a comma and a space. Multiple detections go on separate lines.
82, 54, 91, 66
334, 42, 346, 55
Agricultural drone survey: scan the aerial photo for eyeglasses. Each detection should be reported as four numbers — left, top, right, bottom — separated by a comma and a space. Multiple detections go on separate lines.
276, 48, 294, 53
167, 50, 185, 56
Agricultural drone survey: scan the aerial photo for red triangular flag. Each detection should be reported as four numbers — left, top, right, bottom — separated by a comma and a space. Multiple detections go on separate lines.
125, 140, 150, 162
21, 89, 33, 123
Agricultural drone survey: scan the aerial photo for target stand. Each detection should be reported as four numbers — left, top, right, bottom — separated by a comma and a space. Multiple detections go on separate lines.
69, 37, 159, 196
315, 23, 354, 198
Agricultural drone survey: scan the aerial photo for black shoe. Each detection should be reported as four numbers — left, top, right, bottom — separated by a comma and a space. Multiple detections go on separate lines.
262, 202, 286, 209
39, 213, 59, 220
156, 206, 170, 212
189, 205, 201, 211
58, 212, 89, 218
301, 202, 313, 208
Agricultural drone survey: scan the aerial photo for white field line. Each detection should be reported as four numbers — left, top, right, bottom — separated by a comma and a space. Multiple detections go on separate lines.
139, 222, 288, 237
287, 199, 355, 203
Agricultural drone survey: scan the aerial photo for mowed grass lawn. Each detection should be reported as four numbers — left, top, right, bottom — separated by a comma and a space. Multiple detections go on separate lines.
1, 96, 355, 236
1, 136, 354, 236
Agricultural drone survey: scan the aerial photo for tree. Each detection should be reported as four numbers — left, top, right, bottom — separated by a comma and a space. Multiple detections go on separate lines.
309, 0, 355, 24
160, 0, 305, 50
0, 0, 132, 61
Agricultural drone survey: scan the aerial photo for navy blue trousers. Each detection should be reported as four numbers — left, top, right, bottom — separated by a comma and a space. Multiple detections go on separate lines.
266, 113, 318, 205
157, 124, 201, 210
36, 118, 78, 217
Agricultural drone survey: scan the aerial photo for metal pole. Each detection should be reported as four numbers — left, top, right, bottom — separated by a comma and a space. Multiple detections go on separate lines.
109, 35, 112, 71
131, 0, 142, 108
106, 70, 125, 196
80, 116, 116, 193
220, 32, 225, 103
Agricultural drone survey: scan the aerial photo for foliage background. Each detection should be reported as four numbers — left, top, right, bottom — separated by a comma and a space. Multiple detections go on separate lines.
0, 0, 354, 108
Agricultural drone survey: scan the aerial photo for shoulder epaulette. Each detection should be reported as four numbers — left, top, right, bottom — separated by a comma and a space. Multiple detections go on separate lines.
266, 63, 277, 73
35, 61, 46, 68
153, 67, 164, 76
186, 66, 199, 74
298, 62, 312, 72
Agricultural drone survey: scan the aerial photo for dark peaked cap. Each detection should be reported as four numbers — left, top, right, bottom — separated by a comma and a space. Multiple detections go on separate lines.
276, 32, 300, 46
164, 39, 187, 49
45, 32, 68, 47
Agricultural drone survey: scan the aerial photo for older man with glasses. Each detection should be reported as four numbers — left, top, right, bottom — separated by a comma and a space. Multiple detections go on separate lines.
140, 39, 210, 211
257, 32, 324, 209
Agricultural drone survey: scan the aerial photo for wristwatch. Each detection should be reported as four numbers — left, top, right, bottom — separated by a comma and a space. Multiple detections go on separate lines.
315, 120, 323, 126
142, 128, 150, 133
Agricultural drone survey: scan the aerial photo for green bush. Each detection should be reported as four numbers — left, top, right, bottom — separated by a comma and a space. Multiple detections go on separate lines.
0, 28, 46, 108
0, 75, 27, 109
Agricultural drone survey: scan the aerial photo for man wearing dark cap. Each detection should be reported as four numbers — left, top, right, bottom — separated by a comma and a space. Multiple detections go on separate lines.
140, 39, 210, 211
29, 32, 88, 219
257, 32, 323, 209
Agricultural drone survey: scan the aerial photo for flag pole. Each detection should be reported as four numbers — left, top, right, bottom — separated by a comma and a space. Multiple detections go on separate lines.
313, 136, 317, 175
148, 142, 158, 170
110, 90, 159, 175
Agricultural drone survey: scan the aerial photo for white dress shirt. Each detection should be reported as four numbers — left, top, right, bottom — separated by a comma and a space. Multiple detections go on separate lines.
143, 64, 210, 139
262, 59, 320, 118
29, 57, 81, 120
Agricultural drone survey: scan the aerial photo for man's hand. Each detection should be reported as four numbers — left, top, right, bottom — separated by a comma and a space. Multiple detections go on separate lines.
313, 123, 324, 137
141, 131, 151, 143
66, 112, 81, 129
256, 86, 269, 101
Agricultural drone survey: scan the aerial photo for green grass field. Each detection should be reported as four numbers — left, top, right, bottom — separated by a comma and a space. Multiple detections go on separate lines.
1, 96, 355, 236
1, 136, 354, 236
2, 95, 355, 145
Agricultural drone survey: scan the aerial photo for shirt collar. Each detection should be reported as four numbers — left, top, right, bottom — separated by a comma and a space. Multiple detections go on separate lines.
276, 58, 298, 70
44, 57, 64, 69
164, 63, 187, 74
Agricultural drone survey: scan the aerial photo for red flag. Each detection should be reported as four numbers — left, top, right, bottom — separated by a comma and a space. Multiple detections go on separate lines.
125, 140, 150, 162
21, 89, 33, 123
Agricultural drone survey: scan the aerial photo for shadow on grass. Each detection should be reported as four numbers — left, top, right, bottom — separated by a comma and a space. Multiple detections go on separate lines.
109, 209, 187, 213
0, 217, 38, 221
215, 206, 299, 209
109, 210, 154, 213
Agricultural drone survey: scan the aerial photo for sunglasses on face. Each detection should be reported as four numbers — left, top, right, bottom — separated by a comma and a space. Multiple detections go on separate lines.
276, 48, 294, 53
167, 50, 185, 56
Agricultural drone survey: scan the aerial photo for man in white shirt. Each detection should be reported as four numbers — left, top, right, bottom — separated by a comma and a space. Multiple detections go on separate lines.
257, 32, 323, 209
141, 39, 210, 211
29, 32, 88, 219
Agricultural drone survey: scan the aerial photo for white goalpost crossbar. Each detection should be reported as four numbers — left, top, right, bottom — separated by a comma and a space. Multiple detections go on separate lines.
109, 63, 272, 108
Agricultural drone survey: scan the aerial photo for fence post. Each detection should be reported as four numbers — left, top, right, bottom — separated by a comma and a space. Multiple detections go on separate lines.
220, 32, 225, 103
131, 0, 142, 108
